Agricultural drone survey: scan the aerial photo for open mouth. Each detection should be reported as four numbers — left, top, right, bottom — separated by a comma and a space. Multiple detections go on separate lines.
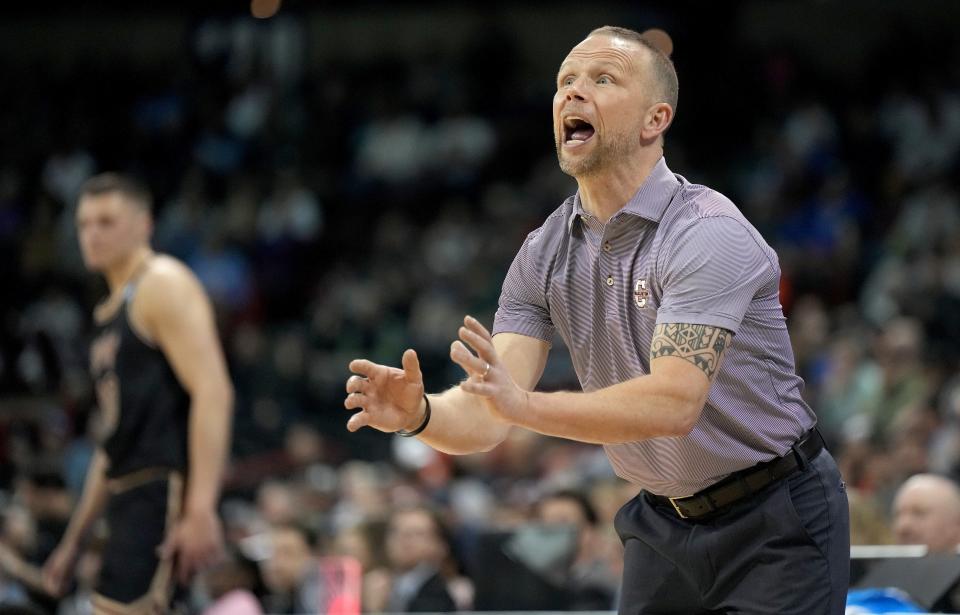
563, 117, 595, 146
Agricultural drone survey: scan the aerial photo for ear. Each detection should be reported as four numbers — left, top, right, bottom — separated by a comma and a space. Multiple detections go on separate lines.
640, 102, 673, 141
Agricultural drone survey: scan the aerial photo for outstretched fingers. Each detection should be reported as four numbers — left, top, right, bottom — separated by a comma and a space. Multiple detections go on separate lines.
345, 374, 369, 395
346, 410, 371, 432
348, 358, 380, 378
451, 315, 502, 390
459, 320, 496, 365
344, 363, 375, 424
401, 349, 422, 384
450, 340, 487, 376
344, 374, 369, 412
345, 351, 425, 434
463, 315, 493, 342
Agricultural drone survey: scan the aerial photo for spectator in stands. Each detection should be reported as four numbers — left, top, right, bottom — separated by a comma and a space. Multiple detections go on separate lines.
892, 473, 960, 554
848, 488, 894, 546
378, 506, 457, 613
332, 519, 391, 613
259, 523, 321, 614
535, 489, 619, 610
198, 547, 265, 615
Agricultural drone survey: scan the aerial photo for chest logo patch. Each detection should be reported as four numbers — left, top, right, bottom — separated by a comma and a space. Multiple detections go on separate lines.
634, 279, 649, 308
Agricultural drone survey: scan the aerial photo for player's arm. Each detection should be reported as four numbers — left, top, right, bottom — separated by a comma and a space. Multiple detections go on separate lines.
135, 258, 233, 581
458, 320, 730, 444
345, 321, 549, 455
42, 448, 110, 595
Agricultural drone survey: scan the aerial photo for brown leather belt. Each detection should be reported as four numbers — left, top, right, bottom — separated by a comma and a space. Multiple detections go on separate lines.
649, 429, 824, 520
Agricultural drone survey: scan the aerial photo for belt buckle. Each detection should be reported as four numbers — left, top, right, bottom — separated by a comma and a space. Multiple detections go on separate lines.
668, 495, 689, 519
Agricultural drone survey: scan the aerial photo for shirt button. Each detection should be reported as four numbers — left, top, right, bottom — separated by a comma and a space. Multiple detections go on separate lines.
606, 276, 614, 286
603, 242, 612, 252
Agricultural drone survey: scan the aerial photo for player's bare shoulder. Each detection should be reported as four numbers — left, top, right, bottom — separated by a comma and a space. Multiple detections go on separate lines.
137, 255, 207, 304
130, 255, 211, 341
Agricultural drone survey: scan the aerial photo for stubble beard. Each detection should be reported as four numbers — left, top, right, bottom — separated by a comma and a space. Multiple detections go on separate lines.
556, 131, 635, 178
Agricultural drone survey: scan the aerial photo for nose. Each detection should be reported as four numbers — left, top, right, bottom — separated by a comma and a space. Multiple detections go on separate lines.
564, 76, 588, 102
566, 88, 585, 102
893, 516, 911, 541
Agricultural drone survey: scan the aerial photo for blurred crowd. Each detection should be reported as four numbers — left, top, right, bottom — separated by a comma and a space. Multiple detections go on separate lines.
1, 3, 960, 613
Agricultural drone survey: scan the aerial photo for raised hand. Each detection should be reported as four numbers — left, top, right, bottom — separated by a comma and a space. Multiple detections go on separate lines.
450, 315, 528, 423
345, 349, 426, 433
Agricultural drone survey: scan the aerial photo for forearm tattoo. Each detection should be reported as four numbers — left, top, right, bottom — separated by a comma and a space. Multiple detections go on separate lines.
650, 323, 732, 380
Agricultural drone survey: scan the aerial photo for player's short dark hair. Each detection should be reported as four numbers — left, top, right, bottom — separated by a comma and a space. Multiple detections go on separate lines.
79, 172, 153, 212
589, 25, 679, 113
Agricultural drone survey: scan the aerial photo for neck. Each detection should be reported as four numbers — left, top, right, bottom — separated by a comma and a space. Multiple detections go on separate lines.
104, 246, 153, 292
576, 150, 661, 223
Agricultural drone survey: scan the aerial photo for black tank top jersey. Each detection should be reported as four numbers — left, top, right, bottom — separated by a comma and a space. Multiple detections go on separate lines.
89, 282, 189, 478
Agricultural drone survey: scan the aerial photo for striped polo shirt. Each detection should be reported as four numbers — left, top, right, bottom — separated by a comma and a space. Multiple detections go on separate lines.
492, 157, 816, 496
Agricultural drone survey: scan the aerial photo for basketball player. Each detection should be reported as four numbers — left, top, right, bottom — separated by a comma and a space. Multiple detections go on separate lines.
42, 174, 234, 613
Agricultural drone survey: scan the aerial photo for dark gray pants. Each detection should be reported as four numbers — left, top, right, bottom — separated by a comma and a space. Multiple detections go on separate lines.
615, 449, 849, 614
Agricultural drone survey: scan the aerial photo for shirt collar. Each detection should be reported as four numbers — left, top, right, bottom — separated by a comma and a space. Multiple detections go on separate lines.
567, 157, 680, 233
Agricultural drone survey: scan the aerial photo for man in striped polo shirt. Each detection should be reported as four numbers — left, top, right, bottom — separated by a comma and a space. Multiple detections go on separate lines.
346, 26, 849, 614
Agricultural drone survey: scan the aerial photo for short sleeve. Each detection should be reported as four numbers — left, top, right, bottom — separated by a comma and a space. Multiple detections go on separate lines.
656, 216, 777, 334
492, 228, 555, 343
